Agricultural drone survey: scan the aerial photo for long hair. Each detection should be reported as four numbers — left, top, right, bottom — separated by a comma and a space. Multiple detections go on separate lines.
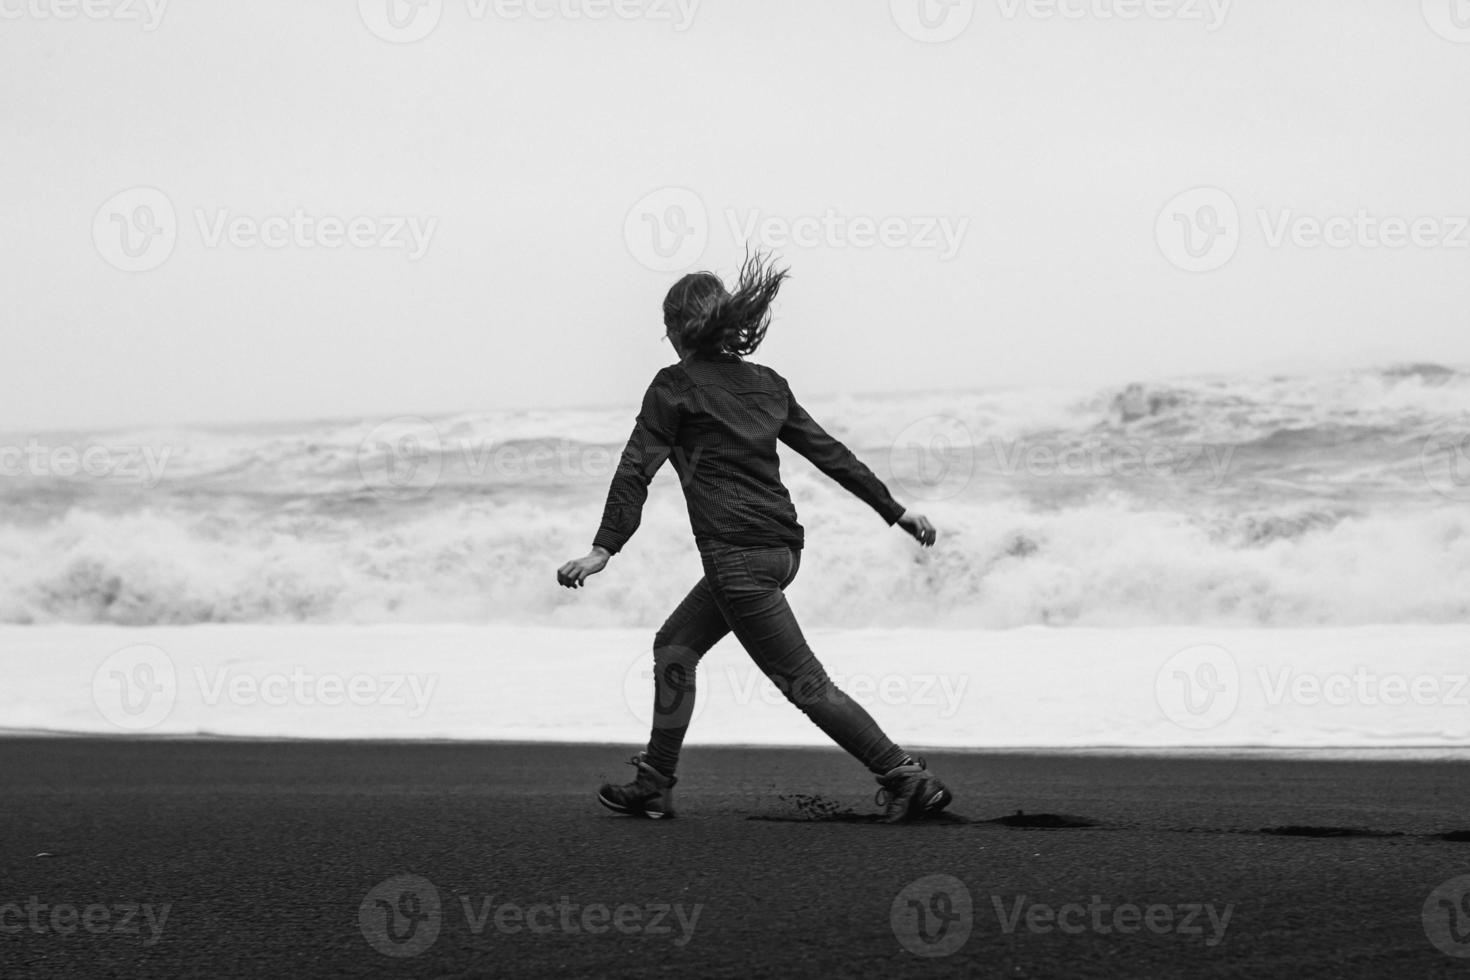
662, 249, 790, 357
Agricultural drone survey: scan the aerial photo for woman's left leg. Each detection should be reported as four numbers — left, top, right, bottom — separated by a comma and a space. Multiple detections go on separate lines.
700, 544, 909, 775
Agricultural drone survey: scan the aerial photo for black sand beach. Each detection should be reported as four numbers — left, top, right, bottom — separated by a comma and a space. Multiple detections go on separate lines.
2, 739, 1468, 978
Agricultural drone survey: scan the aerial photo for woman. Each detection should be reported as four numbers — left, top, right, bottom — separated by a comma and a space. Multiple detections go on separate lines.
556, 251, 952, 823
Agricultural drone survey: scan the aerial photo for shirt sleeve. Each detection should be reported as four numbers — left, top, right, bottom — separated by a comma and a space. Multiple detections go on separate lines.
776, 375, 907, 526
592, 371, 682, 555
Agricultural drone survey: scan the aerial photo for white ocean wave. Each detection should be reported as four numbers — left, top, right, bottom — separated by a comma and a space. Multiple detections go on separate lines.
1, 363, 1468, 627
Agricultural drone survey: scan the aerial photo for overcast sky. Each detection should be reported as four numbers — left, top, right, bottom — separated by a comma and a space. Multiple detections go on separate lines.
3, 0, 1469, 430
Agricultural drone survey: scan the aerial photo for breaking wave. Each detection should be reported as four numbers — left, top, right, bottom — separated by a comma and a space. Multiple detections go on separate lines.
3, 363, 1469, 628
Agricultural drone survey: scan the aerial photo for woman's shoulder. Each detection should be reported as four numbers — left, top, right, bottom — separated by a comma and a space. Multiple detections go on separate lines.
652, 360, 697, 393
719, 357, 789, 392
739, 359, 787, 385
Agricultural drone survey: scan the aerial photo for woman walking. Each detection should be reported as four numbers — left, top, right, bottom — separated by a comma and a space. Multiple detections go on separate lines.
556, 251, 952, 823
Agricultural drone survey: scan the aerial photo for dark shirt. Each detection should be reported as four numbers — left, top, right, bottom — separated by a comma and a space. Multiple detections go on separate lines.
592, 350, 906, 555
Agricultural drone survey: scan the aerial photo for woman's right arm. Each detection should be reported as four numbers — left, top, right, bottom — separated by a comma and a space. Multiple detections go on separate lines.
591, 370, 682, 557
558, 371, 683, 588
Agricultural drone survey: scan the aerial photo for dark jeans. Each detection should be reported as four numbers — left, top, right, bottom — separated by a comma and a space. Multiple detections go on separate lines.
642, 539, 908, 778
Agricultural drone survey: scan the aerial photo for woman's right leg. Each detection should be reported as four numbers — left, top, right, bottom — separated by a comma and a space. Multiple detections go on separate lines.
642, 575, 731, 778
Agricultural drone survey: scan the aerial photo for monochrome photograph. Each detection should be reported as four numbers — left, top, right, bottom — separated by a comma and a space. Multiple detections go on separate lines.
3, 1, 1470, 976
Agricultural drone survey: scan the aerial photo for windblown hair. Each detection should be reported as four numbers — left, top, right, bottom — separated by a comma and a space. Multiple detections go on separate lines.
662, 250, 790, 357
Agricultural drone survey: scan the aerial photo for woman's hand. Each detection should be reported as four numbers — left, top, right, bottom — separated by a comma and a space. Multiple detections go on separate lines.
557, 547, 611, 589
896, 510, 937, 548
